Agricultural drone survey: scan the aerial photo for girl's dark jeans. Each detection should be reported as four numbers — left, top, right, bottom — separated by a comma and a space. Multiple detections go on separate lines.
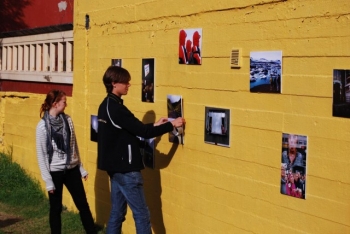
49, 166, 96, 234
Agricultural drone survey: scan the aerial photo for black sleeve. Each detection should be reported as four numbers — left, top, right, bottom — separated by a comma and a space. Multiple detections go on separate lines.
109, 103, 173, 139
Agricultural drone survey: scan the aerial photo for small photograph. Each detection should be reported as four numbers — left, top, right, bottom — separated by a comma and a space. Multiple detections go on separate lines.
250, 51, 282, 93
167, 94, 184, 144
204, 107, 230, 147
111, 59, 122, 67
179, 28, 202, 65
139, 138, 155, 169
280, 133, 307, 199
142, 58, 155, 102
333, 69, 350, 118
90, 115, 98, 142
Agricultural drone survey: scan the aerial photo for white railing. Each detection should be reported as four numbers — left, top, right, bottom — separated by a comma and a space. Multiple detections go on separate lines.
0, 30, 73, 84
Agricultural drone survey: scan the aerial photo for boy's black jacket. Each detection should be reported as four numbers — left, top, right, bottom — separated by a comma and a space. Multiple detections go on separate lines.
97, 93, 173, 173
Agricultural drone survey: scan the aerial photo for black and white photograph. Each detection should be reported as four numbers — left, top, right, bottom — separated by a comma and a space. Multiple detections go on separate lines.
280, 133, 307, 199
333, 69, 350, 118
204, 107, 230, 147
139, 137, 155, 169
90, 115, 98, 142
250, 51, 282, 93
142, 58, 155, 102
111, 58, 122, 67
167, 94, 184, 144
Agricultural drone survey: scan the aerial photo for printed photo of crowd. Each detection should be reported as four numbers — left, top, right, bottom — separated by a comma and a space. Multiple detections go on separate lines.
280, 133, 307, 199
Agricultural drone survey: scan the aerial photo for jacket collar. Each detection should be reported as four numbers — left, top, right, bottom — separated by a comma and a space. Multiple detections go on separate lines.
107, 93, 123, 104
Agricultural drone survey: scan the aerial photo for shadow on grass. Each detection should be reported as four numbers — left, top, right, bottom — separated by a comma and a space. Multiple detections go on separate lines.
0, 217, 22, 228
0, 152, 105, 233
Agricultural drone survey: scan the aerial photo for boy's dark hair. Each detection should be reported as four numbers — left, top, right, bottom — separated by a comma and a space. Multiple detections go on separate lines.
103, 66, 131, 93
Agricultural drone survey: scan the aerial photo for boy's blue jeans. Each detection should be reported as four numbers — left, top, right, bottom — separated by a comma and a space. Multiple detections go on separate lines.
107, 171, 151, 234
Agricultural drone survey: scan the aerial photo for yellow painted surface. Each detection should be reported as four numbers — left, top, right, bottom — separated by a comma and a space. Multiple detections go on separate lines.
0, 0, 350, 233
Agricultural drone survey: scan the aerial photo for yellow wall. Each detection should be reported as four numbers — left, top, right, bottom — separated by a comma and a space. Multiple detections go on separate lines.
0, 93, 80, 208
1, 0, 350, 233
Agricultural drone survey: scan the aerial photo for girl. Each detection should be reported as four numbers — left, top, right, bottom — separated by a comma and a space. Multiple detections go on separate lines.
36, 90, 96, 234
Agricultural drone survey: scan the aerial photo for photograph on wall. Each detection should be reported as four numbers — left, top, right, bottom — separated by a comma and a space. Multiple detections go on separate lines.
204, 107, 230, 147
142, 58, 155, 102
90, 115, 98, 142
250, 50, 282, 93
179, 28, 202, 65
111, 58, 122, 67
139, 137, 155, 169
333, 69, 350, 118
280, 133, 307, 199
167, 94, 184, 144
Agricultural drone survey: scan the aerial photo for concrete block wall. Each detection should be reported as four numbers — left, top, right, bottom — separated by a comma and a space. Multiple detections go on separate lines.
74, 0, 350, 233
0, 93, 81, 209
0, 0, 349, 233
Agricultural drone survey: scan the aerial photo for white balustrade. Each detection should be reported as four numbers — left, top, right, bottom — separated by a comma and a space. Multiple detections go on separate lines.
0, 30, 73, 84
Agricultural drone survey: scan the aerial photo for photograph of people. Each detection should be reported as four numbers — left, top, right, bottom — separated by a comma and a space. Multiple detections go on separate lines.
178, 28, 202, 65
333, 69, 350, 118
250, 51, 282, 93
111, 58, 122, 67
204, 107, 230, 147
167, 94, 184, 144
141, 58, 155, 102
280, 133, 307, 199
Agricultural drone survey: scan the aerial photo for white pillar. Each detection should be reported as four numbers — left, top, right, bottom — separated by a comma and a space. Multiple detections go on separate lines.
36, 44, 42, 71
18, 46, 23, 71
50, 43, 56, 71
24, 45, 29, 71
13, 46, 18, 71
58, 42, 63, 72
1, 47, 6, 70
66, 41, 72, 72
43, 43, 49, 71
29, 44, 35, 71
7, 46, 12, 70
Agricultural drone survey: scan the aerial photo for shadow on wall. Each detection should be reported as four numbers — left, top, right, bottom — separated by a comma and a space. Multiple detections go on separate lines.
94, 168, 111, 226
142, 110, 178, 234
93, 110, 178, 233
0, 0, 31, 32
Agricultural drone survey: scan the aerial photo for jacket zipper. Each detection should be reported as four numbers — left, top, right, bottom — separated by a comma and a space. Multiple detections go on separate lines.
128, 144, 132, 164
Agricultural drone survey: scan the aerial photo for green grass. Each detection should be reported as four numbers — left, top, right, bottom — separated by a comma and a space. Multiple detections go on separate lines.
0, 152, 105, 233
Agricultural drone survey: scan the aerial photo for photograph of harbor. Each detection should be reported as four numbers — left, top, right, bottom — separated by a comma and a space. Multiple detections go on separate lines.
204, 107, 230, 147
250, 51, 282, 93
333, 69, 350, 118
280, 133, 307, 199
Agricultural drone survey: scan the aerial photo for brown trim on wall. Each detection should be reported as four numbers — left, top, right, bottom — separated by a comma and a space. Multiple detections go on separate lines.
0, 80, 72, 96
